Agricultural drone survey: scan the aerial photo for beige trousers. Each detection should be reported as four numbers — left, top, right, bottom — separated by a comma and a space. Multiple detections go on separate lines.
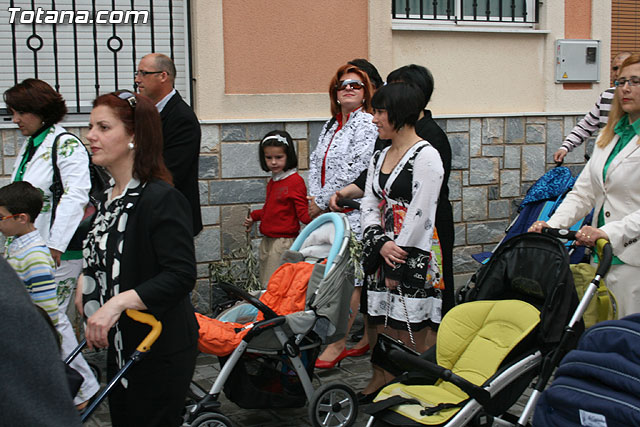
259, 236, 295, 288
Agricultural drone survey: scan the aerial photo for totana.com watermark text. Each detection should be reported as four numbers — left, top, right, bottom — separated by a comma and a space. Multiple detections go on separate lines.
7, 7, 149, 24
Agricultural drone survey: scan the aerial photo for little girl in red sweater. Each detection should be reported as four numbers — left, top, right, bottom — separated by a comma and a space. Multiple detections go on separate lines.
244, 131, 312, 287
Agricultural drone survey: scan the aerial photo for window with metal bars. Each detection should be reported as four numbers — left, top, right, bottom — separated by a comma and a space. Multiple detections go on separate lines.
0, 0, 192, 116
392, 0, 540, 24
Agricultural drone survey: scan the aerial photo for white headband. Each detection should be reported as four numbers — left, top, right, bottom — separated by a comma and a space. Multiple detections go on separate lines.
261, 135, 289, 146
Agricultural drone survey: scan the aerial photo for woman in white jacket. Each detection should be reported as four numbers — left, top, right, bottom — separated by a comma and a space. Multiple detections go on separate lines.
4, 78, 99, 408
530, 54, 640, 318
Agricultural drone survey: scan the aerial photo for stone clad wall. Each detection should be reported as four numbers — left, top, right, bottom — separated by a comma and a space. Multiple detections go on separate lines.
0, 114, 592, 310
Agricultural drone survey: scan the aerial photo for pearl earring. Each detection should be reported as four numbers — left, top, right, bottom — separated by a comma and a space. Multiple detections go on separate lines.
337, 100, 341, 105
128, 142, 135, 150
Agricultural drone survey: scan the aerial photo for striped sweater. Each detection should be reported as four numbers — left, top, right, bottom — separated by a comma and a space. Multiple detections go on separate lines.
6, 230, 59, 325
561, 88, 615, 152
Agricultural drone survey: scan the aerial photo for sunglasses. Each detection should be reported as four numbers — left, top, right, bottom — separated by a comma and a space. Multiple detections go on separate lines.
337, 79, 364, 91
113, 91, 137, 109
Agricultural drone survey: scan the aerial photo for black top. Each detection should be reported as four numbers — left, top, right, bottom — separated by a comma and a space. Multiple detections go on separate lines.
160, 91, 203, 236
116, 180, 199, 357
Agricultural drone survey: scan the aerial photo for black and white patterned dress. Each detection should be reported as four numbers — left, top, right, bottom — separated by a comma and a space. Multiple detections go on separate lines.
82, 178, 143, 378
361, 141, 444, 331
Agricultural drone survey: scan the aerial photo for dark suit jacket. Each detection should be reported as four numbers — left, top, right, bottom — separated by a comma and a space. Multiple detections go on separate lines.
0, 257, 82, 426
110, 180, 199, 358
160, 91, 203, 235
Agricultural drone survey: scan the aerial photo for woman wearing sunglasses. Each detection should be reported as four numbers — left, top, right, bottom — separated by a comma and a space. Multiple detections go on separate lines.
78, 91, 198, 426
530, 54, 640, 318
308, 63, 378, 368
3, 78, 100, 409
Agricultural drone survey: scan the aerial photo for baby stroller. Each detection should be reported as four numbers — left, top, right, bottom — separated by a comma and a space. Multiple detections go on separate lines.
363, 229, 612, 427
471, 166, 589, 266
534, 313, 640, 426
183, 212, 358, 427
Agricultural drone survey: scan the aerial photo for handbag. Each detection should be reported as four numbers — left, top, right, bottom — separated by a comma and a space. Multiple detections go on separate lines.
570, 262, 618, 328
49, 132, 110, 252
370, 287, 422, 376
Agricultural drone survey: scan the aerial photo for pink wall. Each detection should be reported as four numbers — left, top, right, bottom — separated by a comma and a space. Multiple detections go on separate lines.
222, 0, 369, 94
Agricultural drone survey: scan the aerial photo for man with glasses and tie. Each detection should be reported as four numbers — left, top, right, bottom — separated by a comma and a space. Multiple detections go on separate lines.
134, 53, 203, 236
554, 51, 632, 163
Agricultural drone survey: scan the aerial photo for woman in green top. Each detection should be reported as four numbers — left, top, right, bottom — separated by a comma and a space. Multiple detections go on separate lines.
4, 79, 99, 408
530, 54, 640, 317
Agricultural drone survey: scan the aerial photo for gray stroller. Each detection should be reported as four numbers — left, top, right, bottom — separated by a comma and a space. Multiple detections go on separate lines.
183, 212, 359, 427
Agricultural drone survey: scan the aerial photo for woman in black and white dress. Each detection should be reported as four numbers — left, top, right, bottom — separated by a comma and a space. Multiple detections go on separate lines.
359, 82, 444, 400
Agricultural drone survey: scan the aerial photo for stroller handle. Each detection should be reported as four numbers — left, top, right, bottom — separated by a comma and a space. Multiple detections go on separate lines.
541, 228, 613, 277
336, 198, 360, 210
541, 227, 578, 240
126, 309, 162, 353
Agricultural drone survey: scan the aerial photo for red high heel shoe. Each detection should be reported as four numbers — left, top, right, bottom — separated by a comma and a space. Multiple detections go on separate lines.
315, 348, 348, 369
344, 344, 370, 358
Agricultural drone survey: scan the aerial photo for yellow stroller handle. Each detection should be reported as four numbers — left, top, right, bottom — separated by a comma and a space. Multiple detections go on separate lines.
126, 309, 162, 352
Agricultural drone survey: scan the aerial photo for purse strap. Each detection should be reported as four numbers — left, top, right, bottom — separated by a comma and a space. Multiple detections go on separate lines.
384, 287, 416, 349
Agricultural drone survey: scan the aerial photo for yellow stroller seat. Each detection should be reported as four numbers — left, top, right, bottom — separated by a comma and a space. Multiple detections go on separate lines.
368, 300, 540, 426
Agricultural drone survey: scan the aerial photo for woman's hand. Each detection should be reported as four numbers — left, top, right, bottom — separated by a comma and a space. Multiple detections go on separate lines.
528, 220, 550, 233
85, 299, 123, 350
49, 248, 62, 267
576, 226, 609, 247
385, 277, 400, 291
380, 241, 408, 268
308, 196, 325, 219
328, 184, 364, 212
85, 290, 146, 350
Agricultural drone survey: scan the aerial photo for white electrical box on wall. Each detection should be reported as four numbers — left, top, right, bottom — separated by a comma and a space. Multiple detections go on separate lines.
555, 39, 600, 83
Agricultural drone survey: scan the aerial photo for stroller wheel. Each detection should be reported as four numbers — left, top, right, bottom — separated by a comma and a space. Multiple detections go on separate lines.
309, 382, 358, 427
190, 412, 233, 427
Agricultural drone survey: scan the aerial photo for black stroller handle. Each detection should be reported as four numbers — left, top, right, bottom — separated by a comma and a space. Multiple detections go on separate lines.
388, 348, 491, 406
541, 227, 578, 241
218, 281, 278, 320
336, 198, 360, 210
540, 228, 613, 277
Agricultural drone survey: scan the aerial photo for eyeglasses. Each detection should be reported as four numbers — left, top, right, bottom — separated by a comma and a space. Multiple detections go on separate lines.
614, 76, 640, 88
337, 79, 364, 91
134, 70, 164, 77
0, 213, 18, 221
114, 91, 137, 109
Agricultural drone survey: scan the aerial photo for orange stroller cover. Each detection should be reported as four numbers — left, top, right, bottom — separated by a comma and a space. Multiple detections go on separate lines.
196, 261, 316, 356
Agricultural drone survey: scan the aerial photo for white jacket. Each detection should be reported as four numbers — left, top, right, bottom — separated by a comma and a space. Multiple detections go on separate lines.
547, 134, 640, 265
11, 124, 91, 252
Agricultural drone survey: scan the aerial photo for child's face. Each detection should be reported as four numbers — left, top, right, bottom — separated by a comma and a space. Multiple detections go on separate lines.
0, 206, 26, 237
263, 146, 287, 174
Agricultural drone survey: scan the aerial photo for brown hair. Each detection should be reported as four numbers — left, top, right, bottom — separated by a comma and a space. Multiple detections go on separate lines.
328, 64, 373, 117
92, 91, 173, 185
599, 53, 640, 147
3, 78, 67, 126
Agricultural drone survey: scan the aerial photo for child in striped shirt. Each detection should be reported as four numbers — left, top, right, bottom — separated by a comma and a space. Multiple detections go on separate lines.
0, 181, 58, 325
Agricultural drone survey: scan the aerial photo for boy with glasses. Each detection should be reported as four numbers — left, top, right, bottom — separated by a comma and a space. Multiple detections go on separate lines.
0, 181, 58, 325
